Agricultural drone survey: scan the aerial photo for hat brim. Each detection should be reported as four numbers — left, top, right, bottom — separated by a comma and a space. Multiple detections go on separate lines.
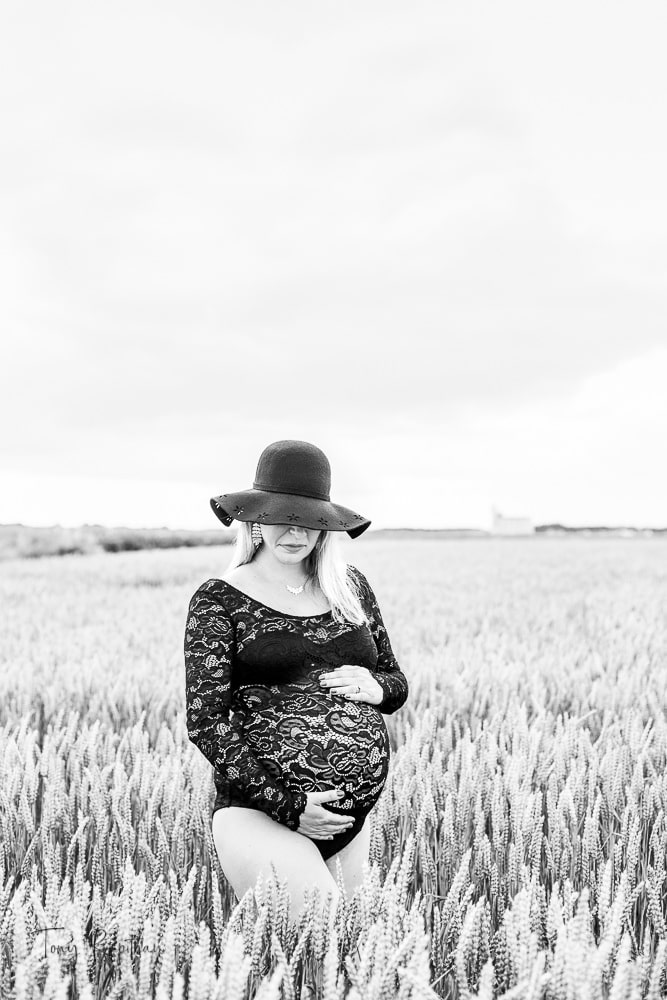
210, 489, 371, 539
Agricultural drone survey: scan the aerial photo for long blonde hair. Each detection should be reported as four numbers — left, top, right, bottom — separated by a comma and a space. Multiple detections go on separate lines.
225, 523, 367, 626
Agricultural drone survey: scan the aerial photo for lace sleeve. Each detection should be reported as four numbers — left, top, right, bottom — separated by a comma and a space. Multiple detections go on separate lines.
350, 567, 409, 715
184, 584, 308, 830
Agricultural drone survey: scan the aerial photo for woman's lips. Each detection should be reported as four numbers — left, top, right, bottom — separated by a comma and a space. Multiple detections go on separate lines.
282, 544, 304, 550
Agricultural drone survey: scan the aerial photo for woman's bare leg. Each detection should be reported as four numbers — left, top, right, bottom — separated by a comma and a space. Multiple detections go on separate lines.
212, 807, 341, 924
324, 817, 371, 897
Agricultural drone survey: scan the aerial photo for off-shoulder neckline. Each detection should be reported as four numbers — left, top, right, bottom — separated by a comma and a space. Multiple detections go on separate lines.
213, 578, 334, 620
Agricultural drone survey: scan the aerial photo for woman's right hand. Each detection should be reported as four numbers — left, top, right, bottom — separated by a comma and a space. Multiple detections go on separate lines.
297, 790, 355, 840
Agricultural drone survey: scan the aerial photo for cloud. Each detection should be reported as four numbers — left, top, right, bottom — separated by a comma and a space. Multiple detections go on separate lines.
4, 347, 667, 530
1, 0, 666, 524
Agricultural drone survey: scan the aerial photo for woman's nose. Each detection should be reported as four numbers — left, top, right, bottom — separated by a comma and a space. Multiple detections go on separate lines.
289, 526, 307, 538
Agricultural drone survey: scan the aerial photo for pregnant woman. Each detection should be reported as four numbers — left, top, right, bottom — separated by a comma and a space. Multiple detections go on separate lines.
184, 439, 408, 923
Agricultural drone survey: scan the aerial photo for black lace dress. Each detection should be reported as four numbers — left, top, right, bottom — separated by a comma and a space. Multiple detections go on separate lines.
184, 565, 408, 860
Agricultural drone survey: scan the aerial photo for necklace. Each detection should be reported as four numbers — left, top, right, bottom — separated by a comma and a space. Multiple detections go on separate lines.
285, 581, 306, 595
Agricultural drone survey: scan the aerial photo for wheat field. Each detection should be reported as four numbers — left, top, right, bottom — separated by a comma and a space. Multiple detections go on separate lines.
1, 538, 667, 999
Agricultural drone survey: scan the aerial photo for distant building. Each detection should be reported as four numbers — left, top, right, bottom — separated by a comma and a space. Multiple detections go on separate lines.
491, 506, 535, 535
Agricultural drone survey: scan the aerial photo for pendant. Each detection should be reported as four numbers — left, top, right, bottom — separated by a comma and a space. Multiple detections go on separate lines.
285, 583, 305, 595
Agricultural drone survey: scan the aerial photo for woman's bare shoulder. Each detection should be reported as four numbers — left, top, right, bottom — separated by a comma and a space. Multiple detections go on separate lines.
220, 564, 256, 586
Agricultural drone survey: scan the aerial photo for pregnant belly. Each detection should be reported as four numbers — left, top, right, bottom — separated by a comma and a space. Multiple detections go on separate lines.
236, 684, 391, 814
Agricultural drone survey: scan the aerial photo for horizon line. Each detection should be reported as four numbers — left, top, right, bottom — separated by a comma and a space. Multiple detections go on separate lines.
2, 522, 667, 533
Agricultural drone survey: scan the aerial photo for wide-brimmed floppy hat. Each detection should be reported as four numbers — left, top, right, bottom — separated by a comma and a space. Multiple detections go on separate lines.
210, 439, 371, 539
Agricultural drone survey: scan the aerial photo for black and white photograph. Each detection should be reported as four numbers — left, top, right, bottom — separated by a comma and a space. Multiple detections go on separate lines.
2, 2, 667, 997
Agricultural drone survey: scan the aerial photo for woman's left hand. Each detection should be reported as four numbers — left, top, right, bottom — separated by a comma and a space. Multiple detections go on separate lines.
319, 665, 384, 706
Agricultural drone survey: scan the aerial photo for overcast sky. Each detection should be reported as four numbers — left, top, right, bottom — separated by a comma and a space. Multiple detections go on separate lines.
2, 1, 666, 530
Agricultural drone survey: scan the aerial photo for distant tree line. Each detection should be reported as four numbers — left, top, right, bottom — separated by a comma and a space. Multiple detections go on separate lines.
2, 521, 664, 561
535, 524, 667, 535
0, 524, 235, 560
